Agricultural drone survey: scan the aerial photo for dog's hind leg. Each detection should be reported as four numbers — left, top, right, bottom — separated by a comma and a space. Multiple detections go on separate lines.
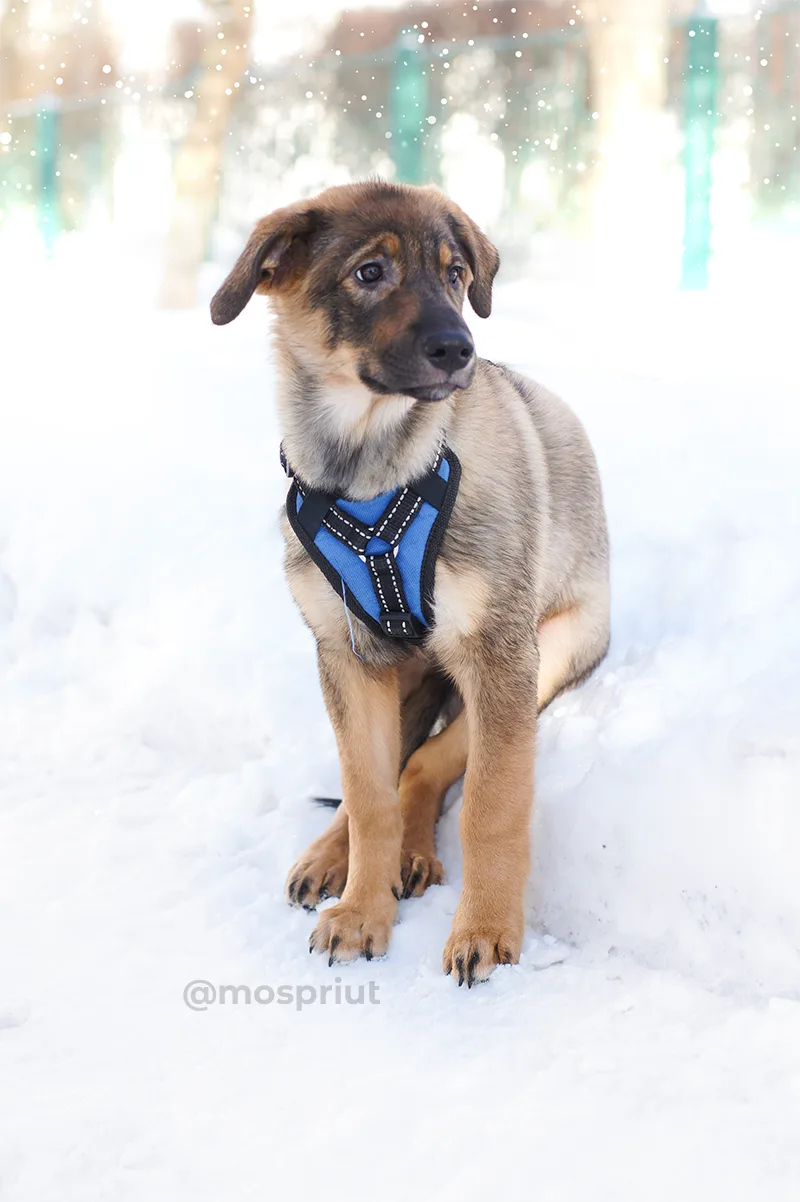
400, 667, 453, 771
399, 709, 468, 898
286, 800, 349, 909
536, 597, 610, 711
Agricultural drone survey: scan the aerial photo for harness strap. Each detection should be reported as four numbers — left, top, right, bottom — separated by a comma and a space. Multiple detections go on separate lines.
296, 488, 335, 541
367, 553, 423, 639
323, 505, 373, 555
373, 487, 422, 545
408, 471, 448, 510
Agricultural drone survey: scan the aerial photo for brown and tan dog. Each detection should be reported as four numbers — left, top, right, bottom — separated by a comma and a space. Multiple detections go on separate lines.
211, 180, 609, 986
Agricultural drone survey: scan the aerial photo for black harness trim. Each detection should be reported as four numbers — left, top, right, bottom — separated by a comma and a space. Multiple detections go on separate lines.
283, 442, 461, 643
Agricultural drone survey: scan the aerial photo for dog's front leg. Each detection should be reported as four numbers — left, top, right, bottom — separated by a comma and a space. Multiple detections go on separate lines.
442, 641, 537, 986
309, 648, 403, 965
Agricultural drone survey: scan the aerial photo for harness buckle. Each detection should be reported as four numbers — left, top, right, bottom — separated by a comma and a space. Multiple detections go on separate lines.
379, 612, 423, 640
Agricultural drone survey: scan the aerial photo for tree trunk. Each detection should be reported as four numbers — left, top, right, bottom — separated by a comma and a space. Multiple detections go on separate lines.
158, 0, 250, 309
584, 0, 670, 279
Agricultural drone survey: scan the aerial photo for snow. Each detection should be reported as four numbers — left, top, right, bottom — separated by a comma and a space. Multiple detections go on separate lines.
1, 257, 800, 1200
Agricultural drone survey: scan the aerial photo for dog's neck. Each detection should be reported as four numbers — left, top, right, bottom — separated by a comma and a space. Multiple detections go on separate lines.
275, 344, 452, 500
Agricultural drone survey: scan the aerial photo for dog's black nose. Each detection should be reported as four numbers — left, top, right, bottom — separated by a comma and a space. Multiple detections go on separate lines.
421, 329, 475, 375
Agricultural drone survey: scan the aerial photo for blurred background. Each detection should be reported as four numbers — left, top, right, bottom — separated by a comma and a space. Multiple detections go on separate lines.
1, 0, 798, 305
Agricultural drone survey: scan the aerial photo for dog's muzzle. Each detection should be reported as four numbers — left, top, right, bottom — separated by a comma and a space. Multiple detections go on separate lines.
419, 328, 475, 376
360, 311, 476, 401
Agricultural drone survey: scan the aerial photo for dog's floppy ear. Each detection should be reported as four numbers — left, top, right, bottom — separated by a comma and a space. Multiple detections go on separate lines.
210, 203, 322, 325
448, 207, 500, 319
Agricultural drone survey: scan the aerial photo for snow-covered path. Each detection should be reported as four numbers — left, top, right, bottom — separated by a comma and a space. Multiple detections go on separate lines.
2, 270, 799, 1201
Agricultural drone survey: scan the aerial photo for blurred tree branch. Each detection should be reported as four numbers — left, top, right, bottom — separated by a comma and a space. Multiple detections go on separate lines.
159, 0, 251, 309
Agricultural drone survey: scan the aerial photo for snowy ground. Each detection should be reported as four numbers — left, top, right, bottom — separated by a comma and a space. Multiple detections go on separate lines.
1, 248, 800, 1201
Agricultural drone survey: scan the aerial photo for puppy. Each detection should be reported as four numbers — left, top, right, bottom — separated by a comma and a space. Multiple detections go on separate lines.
211, 180, 609, 986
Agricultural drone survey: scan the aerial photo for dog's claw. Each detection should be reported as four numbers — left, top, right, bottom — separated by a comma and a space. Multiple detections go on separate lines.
443, 923, 522, 986
402, 870, 422, 899
309, 900, 395, 964
286, 846, 348, 910
399, 851, 444, 899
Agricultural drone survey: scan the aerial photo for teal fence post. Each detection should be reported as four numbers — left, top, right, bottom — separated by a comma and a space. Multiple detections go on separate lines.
390, 32, 428, 184
36, 93, 61, 256
680, 18, 718, 290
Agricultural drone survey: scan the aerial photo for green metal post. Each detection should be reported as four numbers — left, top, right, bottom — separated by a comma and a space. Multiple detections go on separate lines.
390, 32, 428, 184
36, 94, 60, 257
680, 18, 718, 290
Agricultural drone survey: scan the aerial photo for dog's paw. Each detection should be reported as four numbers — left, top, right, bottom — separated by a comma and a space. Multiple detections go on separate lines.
400, 849, 444, 899
309, 896, 397, 965
286, 849, 348, 910
442, 920, 521, 987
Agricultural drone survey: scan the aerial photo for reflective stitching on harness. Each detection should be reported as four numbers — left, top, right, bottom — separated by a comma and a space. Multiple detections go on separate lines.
389, 495, 422, 542
371, 559, 391, 612
375, 487, 408, 537
326, 509, 368, 540
321, 516, 362, 554
383, 555, 410, 635
384, 552, 403, 608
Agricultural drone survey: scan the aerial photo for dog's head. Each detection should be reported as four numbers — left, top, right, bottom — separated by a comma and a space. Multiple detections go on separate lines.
210, 181, 499, 402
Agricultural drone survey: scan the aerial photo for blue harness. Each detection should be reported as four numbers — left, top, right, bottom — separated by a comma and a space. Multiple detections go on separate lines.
283, 441, 461, 642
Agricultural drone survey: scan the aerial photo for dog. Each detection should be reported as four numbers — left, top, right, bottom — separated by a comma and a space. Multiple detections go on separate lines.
211, 180, 609, 986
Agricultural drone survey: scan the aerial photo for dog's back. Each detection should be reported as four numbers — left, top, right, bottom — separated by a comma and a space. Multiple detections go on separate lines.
496, 363, 609, 617
439, 357, 609, 639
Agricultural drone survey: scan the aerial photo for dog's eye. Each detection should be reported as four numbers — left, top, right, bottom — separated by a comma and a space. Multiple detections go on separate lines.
354, 262, 383, 284
448, 265, 464, 286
